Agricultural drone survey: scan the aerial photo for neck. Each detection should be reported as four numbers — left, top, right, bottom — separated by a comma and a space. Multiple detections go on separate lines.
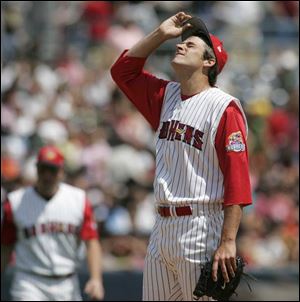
35, 184, 59, 200
175, 69, 211, 96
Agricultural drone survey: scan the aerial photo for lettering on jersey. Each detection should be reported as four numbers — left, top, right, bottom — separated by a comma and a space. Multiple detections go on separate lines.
183, 125, 194, 145
167, 120, 180, 141
226, 131, 245, 152
23, 222, 79, 239
159, 120, 204, 151
158, 121, 170, 139
193, 129, 204, 150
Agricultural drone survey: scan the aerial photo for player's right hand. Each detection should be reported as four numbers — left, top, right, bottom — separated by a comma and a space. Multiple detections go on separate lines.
84, 278, 105, 300
158, 12, 192, 39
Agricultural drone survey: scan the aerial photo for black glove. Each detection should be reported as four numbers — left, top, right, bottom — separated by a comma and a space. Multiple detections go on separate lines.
193, 256, 251, 301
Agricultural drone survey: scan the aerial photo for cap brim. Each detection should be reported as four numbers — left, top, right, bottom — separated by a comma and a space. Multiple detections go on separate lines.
37, 161, 63, 168
181, 17, 213, 48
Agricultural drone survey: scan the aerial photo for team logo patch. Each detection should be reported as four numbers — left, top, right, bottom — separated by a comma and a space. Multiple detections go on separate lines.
226, 131, 245, 152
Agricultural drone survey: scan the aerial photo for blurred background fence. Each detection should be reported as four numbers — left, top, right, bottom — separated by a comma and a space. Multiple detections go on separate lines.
1, 1, 299, 301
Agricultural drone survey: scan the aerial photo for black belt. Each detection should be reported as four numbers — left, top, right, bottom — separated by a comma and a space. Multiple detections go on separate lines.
19, 270, 76, 279
43, 272, 76, 279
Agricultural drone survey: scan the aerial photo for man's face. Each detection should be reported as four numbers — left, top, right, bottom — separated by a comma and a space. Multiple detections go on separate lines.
171, 36, 207, 71
37, 163, 63, 194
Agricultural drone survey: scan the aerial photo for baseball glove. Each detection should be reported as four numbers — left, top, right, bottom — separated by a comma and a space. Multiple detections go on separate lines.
193, 256, 253, 301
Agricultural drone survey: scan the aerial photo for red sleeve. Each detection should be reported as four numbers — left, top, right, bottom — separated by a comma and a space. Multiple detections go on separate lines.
215, 102, 252, 207
80, 199, 99, 241
110, 50, 169, 131
1, 199, 17, 245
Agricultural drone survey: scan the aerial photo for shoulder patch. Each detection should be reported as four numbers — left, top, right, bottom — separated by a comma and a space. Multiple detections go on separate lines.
226, 131, 245, 152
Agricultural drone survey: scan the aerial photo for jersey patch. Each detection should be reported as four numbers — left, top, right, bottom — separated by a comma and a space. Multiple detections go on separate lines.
226, 131, 245, 152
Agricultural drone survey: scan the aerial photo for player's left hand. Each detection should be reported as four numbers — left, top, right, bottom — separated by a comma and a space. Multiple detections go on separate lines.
84, 278, 105, 300
211, 240, 237, 283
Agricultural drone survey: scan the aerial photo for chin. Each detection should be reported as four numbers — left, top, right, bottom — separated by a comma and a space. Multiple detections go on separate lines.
172, 56, 183, 65
171, 58, 191, 72
171, 58, 184, 69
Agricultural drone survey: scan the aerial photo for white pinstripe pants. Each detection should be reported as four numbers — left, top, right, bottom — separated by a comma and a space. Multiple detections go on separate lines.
143, 206, 223, 301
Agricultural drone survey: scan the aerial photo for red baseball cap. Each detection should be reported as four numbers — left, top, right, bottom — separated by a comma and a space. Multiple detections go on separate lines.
37, 146, 64, 167
181, 17, 228, 74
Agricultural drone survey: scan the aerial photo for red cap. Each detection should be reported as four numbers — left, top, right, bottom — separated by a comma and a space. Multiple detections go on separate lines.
37, 146, 64, 167
209, 34, 228, 74
182, 17, 228, 74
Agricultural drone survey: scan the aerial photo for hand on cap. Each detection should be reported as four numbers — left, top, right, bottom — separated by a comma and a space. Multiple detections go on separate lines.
159, 12, 192, 40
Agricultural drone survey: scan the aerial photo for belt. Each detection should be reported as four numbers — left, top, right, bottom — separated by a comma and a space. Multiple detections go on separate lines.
20, 270, 76, 279
157, 205, 192, 217
45, 272, 75, 279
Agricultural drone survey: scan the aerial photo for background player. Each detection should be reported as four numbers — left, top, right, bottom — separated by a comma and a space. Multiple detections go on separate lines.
1, 145, 104, 301
111, 12, 252, 301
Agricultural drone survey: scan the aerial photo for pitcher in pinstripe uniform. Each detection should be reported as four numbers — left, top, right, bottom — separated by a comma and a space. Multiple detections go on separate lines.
111, 12, 252, 301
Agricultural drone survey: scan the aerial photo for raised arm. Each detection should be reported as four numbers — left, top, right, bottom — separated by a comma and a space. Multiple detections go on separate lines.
110, 12, 192, 131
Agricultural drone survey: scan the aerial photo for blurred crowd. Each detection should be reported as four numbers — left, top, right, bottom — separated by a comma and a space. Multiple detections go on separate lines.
1, 1, 299, 271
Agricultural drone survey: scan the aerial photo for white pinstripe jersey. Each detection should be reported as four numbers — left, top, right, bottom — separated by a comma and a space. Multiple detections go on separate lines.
7, 183, 89, 276
154, 82, 248, 206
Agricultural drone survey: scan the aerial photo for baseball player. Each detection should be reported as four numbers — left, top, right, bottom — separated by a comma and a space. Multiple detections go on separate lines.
1, 145, 104, 301
111, 12, 252, 301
